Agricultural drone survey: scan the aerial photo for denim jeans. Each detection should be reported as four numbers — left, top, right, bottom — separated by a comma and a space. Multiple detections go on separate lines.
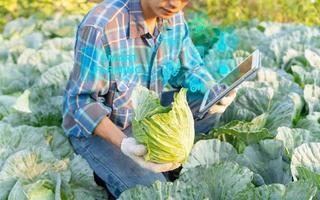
68, 91, 220, 198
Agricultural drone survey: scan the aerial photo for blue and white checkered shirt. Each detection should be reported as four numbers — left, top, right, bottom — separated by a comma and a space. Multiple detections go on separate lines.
62, 0, 217, 138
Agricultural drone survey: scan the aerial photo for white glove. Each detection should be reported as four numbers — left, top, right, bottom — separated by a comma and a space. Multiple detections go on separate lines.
209, 89, 237, 114
120, 137, 180, 173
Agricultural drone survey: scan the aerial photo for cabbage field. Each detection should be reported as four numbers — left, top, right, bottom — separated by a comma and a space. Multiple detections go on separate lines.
0, 8, 320, 200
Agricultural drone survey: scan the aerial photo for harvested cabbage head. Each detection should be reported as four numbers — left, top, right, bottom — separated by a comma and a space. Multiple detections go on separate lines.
131, 86, 195, 164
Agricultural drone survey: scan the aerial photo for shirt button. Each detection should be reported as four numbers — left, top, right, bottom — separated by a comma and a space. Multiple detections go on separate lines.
145, 33, 152, 39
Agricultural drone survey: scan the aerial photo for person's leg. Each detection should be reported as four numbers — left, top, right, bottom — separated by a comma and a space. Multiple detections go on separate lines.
68, 126, 166, 198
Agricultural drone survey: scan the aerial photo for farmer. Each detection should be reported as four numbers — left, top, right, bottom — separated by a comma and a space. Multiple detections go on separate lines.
62, 0, 236, 198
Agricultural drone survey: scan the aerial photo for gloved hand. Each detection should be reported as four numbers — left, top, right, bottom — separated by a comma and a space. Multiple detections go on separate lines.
208, 89, 237, 114
120, 137, 180, 173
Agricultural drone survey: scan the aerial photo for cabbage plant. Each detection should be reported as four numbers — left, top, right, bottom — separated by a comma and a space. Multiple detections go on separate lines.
131, 86, 195, 164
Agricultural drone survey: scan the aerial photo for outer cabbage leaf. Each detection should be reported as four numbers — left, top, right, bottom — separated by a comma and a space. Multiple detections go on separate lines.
0, 63, 38, 95
197, 115, 274, 153
304, 84, 320, 114
42, 37, 75, 51
40, 14, 82, 37
0, 148, 56, 181
0, 178, 16, 200
236, 139, 292, 185
63, 155, 108, 200
296, 112, 320, 135
181, 139, 238, 173
292, 65, 320, 87
296, 167, 320, 189
291, 143, 320, 199
0, 123, 50, 168
291, 143, 320, 180
7, 179, 29, 200
239, 68, 304, 123
305, 48, 320, 69
0, 95, 17, 119
276, 127, 320, 158
24, 179, 55, 200
118, 180, 207, 200
238, 181, 317, 200
220, 87, 295, 135
2, 16, 38, 39
4, 62, 73, 127
179, 161, 254, 199
255, 68, 303, 95
17, 49, 70, 73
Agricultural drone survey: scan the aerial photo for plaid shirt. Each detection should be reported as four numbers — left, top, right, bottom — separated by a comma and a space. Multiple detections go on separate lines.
62, 0, 217, 138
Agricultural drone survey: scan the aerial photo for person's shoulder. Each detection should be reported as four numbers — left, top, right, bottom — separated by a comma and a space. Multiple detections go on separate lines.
79, 0, 129, 31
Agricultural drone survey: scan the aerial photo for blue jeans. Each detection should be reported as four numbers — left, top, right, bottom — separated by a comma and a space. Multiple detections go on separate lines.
68, 91, 220, 198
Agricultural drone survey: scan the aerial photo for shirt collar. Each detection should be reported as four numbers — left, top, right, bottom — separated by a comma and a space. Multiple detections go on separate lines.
128, 0, 173, 39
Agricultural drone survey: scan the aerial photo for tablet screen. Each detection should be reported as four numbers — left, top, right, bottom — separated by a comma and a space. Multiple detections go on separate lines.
199, 51, 258, 114
221, 55, 252, 86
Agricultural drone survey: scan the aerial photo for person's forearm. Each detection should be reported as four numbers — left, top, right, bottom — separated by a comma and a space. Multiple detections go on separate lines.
93, 116, 127, 148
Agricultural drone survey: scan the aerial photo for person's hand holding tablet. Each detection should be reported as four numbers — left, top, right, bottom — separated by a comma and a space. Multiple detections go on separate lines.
208, 89, 237, 114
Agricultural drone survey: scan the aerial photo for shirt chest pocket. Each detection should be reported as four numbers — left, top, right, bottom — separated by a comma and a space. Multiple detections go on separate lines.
112, 78, 138, 110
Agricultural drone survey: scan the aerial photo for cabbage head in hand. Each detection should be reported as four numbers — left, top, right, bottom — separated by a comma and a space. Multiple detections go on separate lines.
131, 86, 195, 164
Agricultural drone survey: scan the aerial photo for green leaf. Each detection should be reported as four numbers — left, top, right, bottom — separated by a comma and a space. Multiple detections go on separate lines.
179, 162, 254, 199
220, 87, 295, 135
197, 117, 274, 153
305, 49, 320, 69
276, 127, 320, 158
118, 180, 207, 200
0, 178, 16, 200
304, 84, 320, 114
181, 139, 238, 173
0, 148, 55, 181
296, 167, 320, 188
2, 96, 63, 127
0, 63, 37, 95
41, 126, 73, 159
3, 17, 38, 39
11, 89, 32, 113
24, 179, 55, 200
239, 184, 286, 200
66, 156, 108, 199
284, 180, 317, 200
239, 181, 317, 200
291, 143, 320, 181
296, 167, 320, 199
292, 65, 320, 87
42, 37, 74, 51
213, 119, 273, 144
296, 112, 320, 138
8, 179, 28, 200
0, 123, 50, 167
236, 139, 292, 185
255, 68, 303, 95
243, 68, 304, 123
40, 14, 81, 37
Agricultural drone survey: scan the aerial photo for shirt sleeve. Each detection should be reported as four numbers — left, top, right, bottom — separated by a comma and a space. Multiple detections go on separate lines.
175, 20, 217, 94
64, 25, 111, 137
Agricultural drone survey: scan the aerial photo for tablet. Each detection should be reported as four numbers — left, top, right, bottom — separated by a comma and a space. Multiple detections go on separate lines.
196, 49, 261, 119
